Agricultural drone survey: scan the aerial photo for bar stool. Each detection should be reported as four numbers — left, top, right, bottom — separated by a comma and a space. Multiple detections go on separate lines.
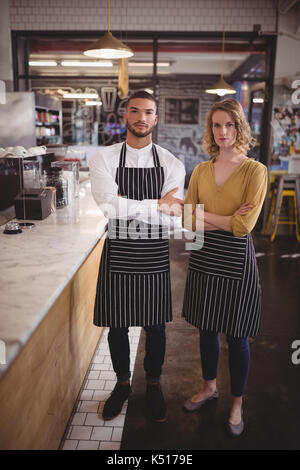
267, 174, 300, 242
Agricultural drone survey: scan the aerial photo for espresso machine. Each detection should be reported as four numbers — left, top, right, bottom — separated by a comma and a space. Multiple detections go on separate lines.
0, 153, 55, 225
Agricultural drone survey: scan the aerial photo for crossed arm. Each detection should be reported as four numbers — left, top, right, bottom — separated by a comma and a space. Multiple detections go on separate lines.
195, 203, 253, 232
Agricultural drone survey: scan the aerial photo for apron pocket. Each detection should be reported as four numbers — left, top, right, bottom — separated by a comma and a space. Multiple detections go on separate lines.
109, 238, 170, 274
189, 230, 247, 280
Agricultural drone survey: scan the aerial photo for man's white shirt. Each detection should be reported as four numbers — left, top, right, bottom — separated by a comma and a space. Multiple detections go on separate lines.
89, 141, 186, 227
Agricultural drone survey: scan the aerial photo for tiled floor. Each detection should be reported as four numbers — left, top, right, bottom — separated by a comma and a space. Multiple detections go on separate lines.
60, 327, 141, 450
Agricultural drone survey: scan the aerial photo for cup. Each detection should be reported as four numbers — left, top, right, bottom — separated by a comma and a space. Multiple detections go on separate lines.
27, 145, 47, 156
11, 146, 28, 157
0, 149, 15, 157
38, 145, 47, 154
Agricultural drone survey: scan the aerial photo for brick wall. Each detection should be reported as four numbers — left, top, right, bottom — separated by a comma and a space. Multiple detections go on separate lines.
9, 0, 276, 32
157, 77, 216, 177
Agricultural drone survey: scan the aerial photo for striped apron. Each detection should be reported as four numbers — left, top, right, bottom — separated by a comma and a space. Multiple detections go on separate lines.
182, 230, 261, 338
94, 142, 172, 328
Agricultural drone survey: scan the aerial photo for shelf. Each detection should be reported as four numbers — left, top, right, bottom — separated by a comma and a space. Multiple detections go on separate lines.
35, 98, 62, 147
35, 121, 60, 126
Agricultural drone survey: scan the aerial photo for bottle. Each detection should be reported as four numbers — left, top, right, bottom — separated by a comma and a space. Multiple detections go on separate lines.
44, 167, 68, 208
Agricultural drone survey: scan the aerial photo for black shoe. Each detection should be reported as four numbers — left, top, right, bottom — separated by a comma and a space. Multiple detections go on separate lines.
145, 383, 167, 423
102, 383, 131, 420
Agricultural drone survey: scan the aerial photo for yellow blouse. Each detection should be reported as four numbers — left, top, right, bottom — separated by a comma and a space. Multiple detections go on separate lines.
183, 158, 268, 237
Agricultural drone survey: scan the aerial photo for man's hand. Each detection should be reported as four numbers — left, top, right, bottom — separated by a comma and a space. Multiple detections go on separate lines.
233, 202, 253, 216
158, 188, 184, 216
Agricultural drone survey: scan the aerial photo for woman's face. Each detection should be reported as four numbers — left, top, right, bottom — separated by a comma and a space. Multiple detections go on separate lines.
212, 110, 237, 149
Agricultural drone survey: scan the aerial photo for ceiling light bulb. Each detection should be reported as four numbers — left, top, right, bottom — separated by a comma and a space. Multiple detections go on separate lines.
63, 93, 99, 99
61, 60, 113, 67
29, 60, 57, 66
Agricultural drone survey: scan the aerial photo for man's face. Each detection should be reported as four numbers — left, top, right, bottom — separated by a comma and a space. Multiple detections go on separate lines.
124, 98, 158, 138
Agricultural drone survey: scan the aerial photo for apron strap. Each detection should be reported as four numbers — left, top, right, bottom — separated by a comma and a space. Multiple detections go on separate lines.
118, 142, 127, 167
152, 144, 160, 167
118, 142, 161, 168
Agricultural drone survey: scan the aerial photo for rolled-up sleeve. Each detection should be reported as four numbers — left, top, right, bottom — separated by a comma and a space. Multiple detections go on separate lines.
230, 163, 268, 237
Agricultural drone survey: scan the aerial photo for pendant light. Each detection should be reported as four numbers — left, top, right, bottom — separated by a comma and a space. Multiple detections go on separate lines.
206, 0, 236, 97
83, 0, 134, 59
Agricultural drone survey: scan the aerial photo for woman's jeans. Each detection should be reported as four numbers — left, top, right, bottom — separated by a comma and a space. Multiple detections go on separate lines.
200, 330, 250, 397
108, 324, 166, 383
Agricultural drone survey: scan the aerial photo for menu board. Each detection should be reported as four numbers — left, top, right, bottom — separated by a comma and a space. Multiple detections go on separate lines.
164, 98, 199, 125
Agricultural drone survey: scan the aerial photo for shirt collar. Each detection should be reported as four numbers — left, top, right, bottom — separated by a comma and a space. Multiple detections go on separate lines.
125, 141, 153, 155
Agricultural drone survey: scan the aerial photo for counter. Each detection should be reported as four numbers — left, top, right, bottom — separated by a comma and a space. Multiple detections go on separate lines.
0, 178, 108, 449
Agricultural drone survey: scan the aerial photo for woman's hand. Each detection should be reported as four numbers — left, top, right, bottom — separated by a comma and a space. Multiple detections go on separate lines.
233, 202, 253, 216
194, 205, 204, 221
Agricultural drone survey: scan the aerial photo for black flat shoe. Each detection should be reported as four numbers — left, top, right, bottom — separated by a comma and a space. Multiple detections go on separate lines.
145, 383, 167, 423
102, 383, 131, 420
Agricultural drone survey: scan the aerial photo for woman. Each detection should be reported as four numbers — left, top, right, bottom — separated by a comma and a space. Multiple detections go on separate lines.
182, 98, 267, 436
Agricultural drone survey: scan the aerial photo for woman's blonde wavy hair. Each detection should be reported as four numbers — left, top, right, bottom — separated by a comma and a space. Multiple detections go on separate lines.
202, 98, 255, 160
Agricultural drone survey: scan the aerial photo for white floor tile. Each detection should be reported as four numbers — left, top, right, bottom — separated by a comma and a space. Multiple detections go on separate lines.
92, 390, 111, 401
71, 412, 86, 426
77, 440, 100, 450
104, 355, 112, 364
79, 400, 99, 413
112, 427, 123, 442
86, 379, 106, 390
99, 441, 121, 450
69, 425, 93, 440
85, 413, 105, 426
104, 414, 125, 427
93, 355, 105, 364
79, 389, 94, 401
60, 327, 142, 451
88, 370, 100, 380
104, 380, 117, 391
62, 440, 78, 450
92, 363, 111, 371
66, 426, 73, 439
97, 401, 105, 414
99, 370, 116, 380
120, 403, 128, 414
90, 426, 113, 441
131, 336, 140, 344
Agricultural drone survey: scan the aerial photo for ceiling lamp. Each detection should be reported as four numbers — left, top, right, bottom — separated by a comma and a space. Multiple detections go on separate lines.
205, 0, 236, 97
83, 0, 133, 59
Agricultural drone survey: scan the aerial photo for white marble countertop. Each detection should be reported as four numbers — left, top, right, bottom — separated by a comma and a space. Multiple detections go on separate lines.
0, 179, 107, 378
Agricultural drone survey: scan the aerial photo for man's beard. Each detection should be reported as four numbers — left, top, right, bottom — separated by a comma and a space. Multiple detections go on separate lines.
126, 120, 156, 138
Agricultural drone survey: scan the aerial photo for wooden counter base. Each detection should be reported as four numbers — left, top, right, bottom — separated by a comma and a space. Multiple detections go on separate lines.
0, 235, 106, 450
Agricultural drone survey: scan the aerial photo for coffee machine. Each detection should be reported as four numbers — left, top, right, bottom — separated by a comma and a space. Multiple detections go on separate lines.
0, 153, 55, 223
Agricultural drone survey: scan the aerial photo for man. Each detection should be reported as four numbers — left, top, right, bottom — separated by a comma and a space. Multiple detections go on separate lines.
89, 90, 185, 423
